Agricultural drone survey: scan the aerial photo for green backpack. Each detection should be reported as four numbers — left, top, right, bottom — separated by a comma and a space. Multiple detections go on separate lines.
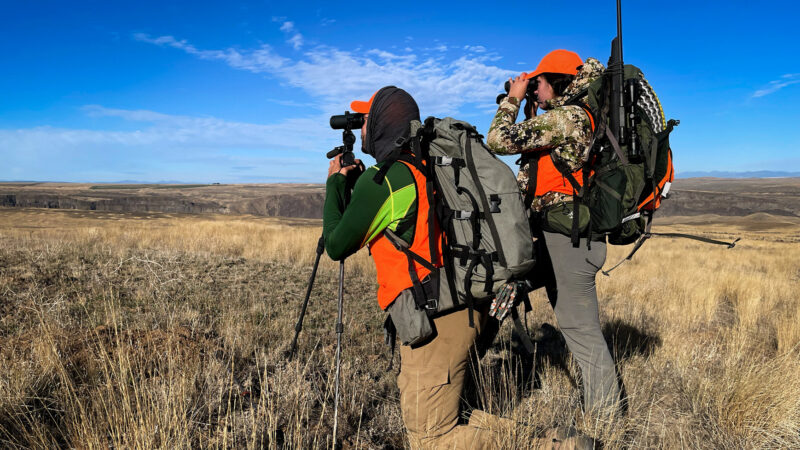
578, 65, 677, 244
537, 65, 676, 262
558, 65, 735, 272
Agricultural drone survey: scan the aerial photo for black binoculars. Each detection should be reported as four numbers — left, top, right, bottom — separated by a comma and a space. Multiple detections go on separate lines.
329, 111, 365, 130
496, 77, 539, 105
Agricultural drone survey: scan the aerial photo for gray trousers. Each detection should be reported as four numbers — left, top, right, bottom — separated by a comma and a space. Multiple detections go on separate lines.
541, 231, 621, 413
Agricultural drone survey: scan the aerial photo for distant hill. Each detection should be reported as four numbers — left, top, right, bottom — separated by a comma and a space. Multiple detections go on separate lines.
0, 183, 326, 218
677, 171, 800, 178
658, 177, 799, 218
1, 178, 798, 219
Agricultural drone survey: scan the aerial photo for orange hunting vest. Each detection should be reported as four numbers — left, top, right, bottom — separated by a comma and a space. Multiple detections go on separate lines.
369, 160, 444, 310
532, 105, 595, 198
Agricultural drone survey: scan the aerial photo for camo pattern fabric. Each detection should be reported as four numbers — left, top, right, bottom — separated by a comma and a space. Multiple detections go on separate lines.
487, 58, 605, 212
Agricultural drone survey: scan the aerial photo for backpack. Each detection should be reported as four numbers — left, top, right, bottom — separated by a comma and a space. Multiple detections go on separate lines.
537, 65, 676, 260
553, 64, 735, 272
378, 116, 536, 327
581, 65, 676, 243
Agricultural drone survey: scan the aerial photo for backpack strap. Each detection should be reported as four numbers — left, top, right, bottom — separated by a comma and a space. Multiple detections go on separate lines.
599, 213, 739, 276
549, 105, 597, 248
410, 127, 443, 314
649, 232, 739, 247
384, 229, 440, 312
564, 87, 589, 107
511, 308, 535, 355
521, 153, 539, 210
461, 128, 507, 268
383, 315, 396, 370
372, 134, 412, 184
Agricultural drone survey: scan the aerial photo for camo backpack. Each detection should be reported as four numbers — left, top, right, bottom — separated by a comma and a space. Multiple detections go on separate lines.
544, 65, 676, 262
376, 116, 536, 330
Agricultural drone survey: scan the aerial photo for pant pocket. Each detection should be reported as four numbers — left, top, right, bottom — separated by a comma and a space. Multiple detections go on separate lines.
387, 289, 435, 346
397, 363, 452, 439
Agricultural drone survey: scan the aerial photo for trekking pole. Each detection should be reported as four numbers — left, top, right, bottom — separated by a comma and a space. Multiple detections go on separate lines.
332, 260, 345, 448
288, 235, 325, 360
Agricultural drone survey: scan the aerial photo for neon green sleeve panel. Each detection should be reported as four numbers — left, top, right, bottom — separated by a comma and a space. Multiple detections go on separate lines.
361, 181, 416, 246
323, 161, 417, 261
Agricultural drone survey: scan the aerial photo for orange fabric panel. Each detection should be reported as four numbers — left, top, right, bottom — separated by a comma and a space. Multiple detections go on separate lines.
532, 106, 593, 198
638, 148, 674, 211
534, 153, 583, 197
370, 160, 443, 310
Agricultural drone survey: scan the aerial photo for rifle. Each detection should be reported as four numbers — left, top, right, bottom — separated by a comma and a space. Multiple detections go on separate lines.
608, 0, 626, 157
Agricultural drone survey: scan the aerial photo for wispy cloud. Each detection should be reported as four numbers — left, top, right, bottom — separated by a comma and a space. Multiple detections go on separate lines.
279, 21, 304, 49
78, 105, 331, 149
752, 73, 800, 98
133, 33, 289, 72
464, 45, 486, 53
134, 32, 514, 116
0, 106, 336, 182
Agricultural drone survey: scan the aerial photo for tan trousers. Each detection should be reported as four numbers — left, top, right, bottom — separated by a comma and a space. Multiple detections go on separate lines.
397, 307, 497, 449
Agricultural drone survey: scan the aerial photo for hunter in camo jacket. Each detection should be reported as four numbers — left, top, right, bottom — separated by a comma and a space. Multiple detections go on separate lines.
487, 57, 605, 212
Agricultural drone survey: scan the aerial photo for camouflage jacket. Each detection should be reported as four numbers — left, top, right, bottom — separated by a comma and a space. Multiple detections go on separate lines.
487, 58, 605, 211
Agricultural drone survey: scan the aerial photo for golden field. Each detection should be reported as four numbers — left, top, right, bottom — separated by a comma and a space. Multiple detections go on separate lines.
1, 207, 799, 448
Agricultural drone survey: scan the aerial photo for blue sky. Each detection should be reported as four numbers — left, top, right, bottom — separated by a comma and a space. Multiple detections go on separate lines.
1, 0, 798, 183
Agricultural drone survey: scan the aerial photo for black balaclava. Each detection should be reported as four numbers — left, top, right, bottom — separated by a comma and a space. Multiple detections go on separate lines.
363, 86, 420, 163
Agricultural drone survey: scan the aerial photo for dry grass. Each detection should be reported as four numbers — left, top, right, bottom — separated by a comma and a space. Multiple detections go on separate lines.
1, 207, 799, 448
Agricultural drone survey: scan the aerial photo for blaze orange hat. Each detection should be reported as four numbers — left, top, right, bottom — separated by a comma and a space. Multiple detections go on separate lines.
350, 90, 379, 114
524, 49, 583, 80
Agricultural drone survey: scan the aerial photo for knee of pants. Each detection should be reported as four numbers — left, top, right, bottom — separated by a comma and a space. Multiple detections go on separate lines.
554, 313, 604, 336
398, 364, 460, 439
560, 328, 613, 360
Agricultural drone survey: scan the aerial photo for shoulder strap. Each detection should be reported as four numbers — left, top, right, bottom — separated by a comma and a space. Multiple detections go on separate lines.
520, 153, 539, 210
372, 134, 413, 184
564, 87, 589, 107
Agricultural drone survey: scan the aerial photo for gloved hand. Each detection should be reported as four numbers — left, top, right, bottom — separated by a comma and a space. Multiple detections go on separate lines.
345, 159, 366, 187
327, 154, 364, 179
489, 281, 525, 322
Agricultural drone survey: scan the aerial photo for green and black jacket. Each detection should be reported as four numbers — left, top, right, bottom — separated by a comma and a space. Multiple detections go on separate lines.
323, 162, 418, 260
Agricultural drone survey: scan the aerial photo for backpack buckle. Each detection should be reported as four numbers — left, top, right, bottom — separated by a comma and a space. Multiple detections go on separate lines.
420, 274, 439, 311
434, 156, 453, 166
455, 210, 473, 220
489, 194, 501, 213
424, 298, 439, 311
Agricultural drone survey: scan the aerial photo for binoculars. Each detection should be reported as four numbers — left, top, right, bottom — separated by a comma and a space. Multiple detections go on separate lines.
496, 77, 539, 105
329, 111, 365, 130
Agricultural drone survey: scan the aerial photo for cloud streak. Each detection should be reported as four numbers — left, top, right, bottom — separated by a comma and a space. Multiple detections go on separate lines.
133, 32, 514, 116
31, 105, 335, 150
0, 106, 339, 182
753, 73, 800, 98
